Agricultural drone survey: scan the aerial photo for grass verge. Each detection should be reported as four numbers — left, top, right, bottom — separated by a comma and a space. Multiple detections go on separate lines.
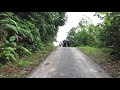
0, 46, 56, 78
79, 46, 120, 78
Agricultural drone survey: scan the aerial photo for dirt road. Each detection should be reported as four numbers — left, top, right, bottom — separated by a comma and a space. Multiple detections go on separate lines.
28, 47, 112, 78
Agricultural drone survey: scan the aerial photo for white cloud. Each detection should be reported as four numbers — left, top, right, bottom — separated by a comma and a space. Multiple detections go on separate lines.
53, 12, 104, 46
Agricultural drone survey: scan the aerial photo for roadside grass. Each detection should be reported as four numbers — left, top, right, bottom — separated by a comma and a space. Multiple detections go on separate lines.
79, 46, 120, 78
0, 46, 56, 78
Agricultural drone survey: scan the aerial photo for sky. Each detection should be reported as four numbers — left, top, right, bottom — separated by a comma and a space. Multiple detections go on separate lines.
53, 12, 104, 46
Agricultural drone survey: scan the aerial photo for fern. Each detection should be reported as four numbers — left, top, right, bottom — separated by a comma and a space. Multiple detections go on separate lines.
0, 19, 10, 24
0, 47, 18, 62
18, 60, 32, 67
0, 12, 66, 63
17, 28, 27, 37
0, 13, 9, 19
4, 47, 18, 57
18, 46, 31, 55
1, 24, 18, 34
4, 47, 16, 51
5, 53, 16, 61
8, 18, 18, 26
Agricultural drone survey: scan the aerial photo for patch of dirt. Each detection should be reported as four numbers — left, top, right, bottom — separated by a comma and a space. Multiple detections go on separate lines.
100, 60, 120, 78
0, 64, 21, 78
86, 54, 120, 78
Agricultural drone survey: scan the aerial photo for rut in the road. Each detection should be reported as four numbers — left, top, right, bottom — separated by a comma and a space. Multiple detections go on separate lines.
28, 47, 112, 78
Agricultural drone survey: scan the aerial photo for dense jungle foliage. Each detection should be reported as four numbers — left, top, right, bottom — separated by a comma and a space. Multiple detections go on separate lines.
0, 12, 66, 63
67, 12, 120, 60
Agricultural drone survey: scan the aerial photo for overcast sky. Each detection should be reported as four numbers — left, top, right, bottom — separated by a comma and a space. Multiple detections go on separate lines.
53, 12, 104, 46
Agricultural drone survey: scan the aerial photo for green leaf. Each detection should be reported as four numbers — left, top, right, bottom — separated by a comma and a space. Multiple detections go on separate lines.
5, 40, 9, 44
5, 47, 16, 51
9, 18, 18, 27
10, 42, 17, 46
5, 53, 17, 61
18, 60, 32, 67
3, 24, 18, 34
0, 13, 8, 17
9, 36, 16, 42
100, 12, 108, 14
19, 46, 32, 55
107, 21, 111, 26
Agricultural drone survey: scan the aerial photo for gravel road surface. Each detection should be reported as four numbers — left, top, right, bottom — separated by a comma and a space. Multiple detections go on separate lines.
28, 47, 112, 78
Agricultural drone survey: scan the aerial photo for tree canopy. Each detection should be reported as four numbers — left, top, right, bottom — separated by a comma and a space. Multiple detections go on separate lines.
67, 12, 120, 59
0, 12, 66, 63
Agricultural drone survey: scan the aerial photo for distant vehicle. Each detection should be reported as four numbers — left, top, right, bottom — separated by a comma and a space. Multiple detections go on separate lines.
62, 39, 70, 47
